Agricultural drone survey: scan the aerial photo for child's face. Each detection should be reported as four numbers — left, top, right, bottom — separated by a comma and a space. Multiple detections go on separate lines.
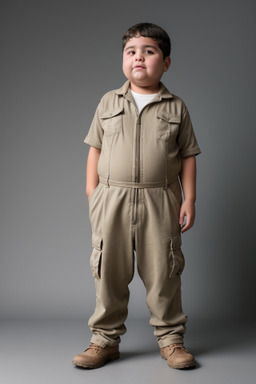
122, 35, 171, 94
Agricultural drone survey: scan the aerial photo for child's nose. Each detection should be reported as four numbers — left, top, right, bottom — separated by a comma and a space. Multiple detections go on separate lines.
135, 52, 144, 61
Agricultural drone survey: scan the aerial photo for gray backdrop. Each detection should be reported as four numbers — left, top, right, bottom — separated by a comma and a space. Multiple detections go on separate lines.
1, 0, 256, 323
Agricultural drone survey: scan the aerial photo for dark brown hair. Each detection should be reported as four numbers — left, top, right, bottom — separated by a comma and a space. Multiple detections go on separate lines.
122, 22, 171, 59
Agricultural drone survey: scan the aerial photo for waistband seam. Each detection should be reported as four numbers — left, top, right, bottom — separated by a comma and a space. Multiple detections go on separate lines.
99, 176, 177, 189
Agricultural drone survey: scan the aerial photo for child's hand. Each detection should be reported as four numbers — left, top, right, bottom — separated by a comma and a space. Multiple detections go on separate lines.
179, 200, 195, 233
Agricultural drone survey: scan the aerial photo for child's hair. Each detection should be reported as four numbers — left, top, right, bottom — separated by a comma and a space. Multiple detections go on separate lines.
122, 22, 171, 59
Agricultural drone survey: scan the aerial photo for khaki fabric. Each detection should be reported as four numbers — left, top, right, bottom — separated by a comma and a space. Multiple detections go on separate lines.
84, 81, 201, 348
84, 80, 201, 186
88, 182, 187, 348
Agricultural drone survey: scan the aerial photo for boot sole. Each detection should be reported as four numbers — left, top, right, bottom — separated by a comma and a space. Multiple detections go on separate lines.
161, 353, 196, 369
72, 352, 120, 369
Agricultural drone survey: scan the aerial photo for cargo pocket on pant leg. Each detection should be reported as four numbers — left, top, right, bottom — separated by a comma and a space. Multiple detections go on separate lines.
90, 233, 103, 279
169, 234, 185, 278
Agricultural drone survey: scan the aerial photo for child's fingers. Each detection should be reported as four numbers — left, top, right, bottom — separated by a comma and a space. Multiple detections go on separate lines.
179, 208, 185, 225
181, 214, 194, 233
181, 220, 189, 233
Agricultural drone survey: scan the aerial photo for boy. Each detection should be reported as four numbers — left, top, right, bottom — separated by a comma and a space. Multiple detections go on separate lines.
72, 22, 201, 370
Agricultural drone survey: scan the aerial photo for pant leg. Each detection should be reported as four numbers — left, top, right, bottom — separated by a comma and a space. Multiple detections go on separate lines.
88, 183, 134, 347
135, 184, 188, 348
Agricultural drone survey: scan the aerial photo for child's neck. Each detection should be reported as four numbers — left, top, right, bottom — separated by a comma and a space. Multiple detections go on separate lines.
130, 82, 160, 95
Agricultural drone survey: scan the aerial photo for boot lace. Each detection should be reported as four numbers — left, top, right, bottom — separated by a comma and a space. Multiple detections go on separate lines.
84, 343, 101, 354
165, 343, 189, 356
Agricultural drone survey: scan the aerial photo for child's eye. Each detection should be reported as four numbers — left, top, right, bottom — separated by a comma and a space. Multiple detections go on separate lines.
128, 50, 135, 55
145, 50, 154, 54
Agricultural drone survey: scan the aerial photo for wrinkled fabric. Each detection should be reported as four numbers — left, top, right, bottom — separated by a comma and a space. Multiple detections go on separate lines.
88, 182, 187, 348
84, 80, 201, 186
84, 81, 201, 348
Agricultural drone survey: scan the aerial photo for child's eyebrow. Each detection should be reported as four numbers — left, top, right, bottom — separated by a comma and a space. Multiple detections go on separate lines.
124, 45, 158, 51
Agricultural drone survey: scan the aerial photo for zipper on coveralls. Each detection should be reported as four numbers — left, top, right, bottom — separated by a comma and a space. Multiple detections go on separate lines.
132, 115, 141, 224
135, 115, 141, 184
132, 98, 163, 224
132, 188, 138, 224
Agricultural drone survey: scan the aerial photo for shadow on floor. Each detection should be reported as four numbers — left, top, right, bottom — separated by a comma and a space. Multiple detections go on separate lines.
120, 348, 158, 360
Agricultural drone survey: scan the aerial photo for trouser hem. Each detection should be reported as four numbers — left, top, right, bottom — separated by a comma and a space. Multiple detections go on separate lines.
158, 335, 184, 348
90, 334, 121, 348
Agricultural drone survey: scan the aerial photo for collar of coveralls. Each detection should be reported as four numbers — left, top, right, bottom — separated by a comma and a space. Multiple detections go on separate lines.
114, 80, 174, 100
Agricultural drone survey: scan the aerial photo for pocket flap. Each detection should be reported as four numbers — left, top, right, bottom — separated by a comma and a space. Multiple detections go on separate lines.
170, 234, 182, 250
100, 107, 123, 119
92, 233, 103, 251
157, 112, 180, 124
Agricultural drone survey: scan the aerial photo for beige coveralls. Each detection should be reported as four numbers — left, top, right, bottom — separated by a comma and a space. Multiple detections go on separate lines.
84, 81, 201, 348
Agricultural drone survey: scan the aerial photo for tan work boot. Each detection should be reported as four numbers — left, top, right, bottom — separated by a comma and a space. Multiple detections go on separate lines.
72, 343, 120, 369
160, 343, 196, 369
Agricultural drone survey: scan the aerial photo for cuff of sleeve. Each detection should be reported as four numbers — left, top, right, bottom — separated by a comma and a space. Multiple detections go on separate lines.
84, 136, 102, 150
180, 147, 201, 158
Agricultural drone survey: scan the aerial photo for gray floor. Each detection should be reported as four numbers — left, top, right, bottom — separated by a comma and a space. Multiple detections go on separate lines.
0, 318, 255, 384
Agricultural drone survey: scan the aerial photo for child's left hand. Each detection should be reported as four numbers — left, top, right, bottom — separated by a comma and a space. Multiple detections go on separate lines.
179, 200, 195, 233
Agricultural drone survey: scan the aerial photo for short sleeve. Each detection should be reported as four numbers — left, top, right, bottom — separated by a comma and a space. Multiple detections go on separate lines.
84, 101, 104, 150
177, 105, 201, 158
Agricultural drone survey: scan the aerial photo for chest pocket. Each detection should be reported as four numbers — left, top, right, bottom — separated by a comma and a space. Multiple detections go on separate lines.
100, 107, 124, 136
156, 112, 180, 141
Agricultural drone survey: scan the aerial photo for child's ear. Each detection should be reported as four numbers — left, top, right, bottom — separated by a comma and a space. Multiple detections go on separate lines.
164, 56, 171, 72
